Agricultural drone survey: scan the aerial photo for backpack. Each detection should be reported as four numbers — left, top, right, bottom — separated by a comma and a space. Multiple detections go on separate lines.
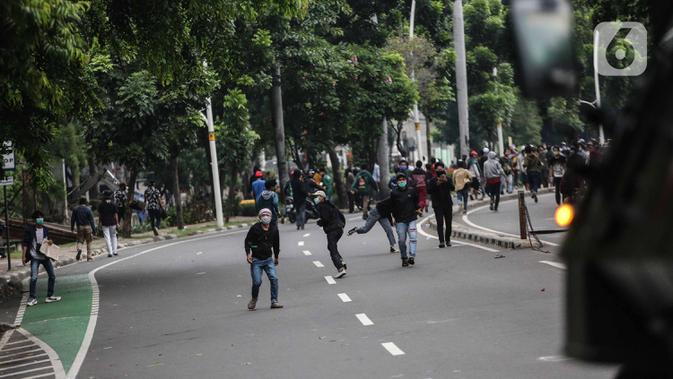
256, 193, 277, 218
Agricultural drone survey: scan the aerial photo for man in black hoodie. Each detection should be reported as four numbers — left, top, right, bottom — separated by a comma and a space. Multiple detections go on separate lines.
290, 171, 309, 230
427, 166, 454, 248
390, 173, 421, 267
313, 190, 348, 278
244, 208, 283, 311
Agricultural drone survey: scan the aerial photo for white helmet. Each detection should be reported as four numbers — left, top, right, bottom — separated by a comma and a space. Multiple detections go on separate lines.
313, 190, 326, 199
482, 147, 490, 154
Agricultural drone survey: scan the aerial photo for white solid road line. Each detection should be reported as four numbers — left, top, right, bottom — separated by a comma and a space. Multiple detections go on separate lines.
417, 214, 500, 253
69, 230, 247, 379
462, 195, 560, 247
302, 250, 312, 256
312, 261, 325, 268
539, 260, 567, 270
337, 293, 352, 303
195, 251, 203, 256
381, 342, 405, 356
355, 313, 374, 326
324, 276, 336, 285
298, 241, 305, 246
303, 233, 311, 237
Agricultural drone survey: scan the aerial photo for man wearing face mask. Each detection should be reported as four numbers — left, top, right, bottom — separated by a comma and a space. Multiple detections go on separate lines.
244, 208, 282, 311
390, 173, 421, 267
313, 191, 348, 278
22, 211, 61, 307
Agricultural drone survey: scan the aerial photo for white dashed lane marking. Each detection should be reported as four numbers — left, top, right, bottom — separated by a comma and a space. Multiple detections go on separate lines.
298, 241, 305, 246
539, 261, 566, 270
337, 293, 352, 303
303, 233, 311, 237
381, 342, 405, 356
302, 250, 312, 256
324, 276, 336, 284
355, 313, 374, 326
195, 251, 203, 256
312, 261, 324, 268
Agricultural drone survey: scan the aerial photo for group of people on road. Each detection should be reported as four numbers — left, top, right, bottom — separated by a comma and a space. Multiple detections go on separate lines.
242, 139, 604, 310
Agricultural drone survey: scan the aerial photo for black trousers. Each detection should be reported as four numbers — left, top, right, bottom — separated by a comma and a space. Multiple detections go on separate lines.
326, 229, 345, 270
148, 209, 161, 229
553, 177, 564, 205
347, 191, 355, 213
434, 207, 452, 244
486, 182, 501, 210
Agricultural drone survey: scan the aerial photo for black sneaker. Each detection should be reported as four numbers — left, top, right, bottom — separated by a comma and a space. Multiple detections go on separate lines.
408, 257, 415, 266
347, 227, 357, 236
390, 246, 399, 254
438, 243, 445, 248
76, 249, 82, 261
534, 194, 539, 203
342, 263, 347, 271
248, 298, 257, 311
402, 259, 409, 267
447, 242, 452, 247
489, 203, 493, 210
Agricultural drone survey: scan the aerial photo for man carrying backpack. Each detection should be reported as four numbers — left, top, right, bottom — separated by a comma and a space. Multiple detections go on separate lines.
256, 180, 280, 226
313, 191, 348, 278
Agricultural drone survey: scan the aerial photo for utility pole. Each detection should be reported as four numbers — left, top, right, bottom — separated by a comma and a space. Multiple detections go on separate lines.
203, 62, 224, 229
410, 0, 423, 162
453, 0, 470, 157
593, 29, 604, 145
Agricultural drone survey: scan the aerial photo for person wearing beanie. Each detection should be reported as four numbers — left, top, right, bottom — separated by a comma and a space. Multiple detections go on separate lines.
390, 173, 421, 267
313, 190, 348, 278
244, 208, 282, 311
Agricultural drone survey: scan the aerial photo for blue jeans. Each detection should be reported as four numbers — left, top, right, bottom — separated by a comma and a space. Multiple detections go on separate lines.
356, 208, 396, 246
396, 220, 417, 259
30, 259, 55, 299
250, 257, 279, 301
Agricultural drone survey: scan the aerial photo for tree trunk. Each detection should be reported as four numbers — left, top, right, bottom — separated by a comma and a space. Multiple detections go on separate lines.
122, 169, 137, 238
327, 148, 346, 208
425, 115, 433, 160
87, 155, 99, 199
377, 117, 391, 198
171, 155, 184, 229
271, 64, 289, 194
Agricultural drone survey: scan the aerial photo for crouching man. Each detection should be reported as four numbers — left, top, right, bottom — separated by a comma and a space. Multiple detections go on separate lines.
244, 208, 283, 311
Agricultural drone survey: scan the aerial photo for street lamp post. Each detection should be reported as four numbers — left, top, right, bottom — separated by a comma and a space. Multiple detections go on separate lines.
202, 62, 224, 229
410, 0, 423, 162
454, 0, 470, 157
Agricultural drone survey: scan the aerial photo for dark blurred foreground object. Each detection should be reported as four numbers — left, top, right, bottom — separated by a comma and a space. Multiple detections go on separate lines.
513, 1, 673, 377
510, 0, 577, 98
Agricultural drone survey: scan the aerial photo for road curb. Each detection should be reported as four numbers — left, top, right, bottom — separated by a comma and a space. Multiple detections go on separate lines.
425, 187, 554, 250
0, 228, 234, 301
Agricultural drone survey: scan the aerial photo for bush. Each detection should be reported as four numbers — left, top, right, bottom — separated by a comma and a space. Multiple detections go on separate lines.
239, 199, 257, 216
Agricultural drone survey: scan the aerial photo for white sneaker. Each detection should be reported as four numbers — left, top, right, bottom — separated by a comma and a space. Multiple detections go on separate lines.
335, 268, 347, 279
45, 296, 62, 303
26, 298, 38, 307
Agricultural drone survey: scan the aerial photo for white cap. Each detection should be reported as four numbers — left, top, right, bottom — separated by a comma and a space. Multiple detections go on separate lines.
258, 208, 272, 217
482, 147, 490, 153
313, 190, 327, 198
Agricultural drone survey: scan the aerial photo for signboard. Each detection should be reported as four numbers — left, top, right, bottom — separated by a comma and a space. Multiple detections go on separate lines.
208, 132, 216, 141
2, 142, 14, 171
0, 176, 13, 187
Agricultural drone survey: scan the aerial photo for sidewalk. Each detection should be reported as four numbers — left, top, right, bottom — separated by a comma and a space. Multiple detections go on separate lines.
0, 217, 257, 299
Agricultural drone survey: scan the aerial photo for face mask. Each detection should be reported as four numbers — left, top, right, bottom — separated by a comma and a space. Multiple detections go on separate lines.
399, 165, 408, 171
36, 218, 44, 225
398, 181, 407, 189
260, 216, 271, 225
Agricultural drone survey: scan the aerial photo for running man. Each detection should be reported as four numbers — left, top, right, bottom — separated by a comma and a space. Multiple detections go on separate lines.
390, 173, 421, 267
347, 197, 398, 254
313, 190, 348, 278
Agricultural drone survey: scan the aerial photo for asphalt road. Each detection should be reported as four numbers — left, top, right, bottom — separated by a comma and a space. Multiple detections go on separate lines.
462, 192, 567, 246
14, 213, 617, 378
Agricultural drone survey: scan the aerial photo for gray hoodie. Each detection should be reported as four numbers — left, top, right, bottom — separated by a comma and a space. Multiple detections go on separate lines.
483, 151, 505, 179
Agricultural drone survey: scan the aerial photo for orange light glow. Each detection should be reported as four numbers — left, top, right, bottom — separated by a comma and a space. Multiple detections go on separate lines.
555, 203, 575, 227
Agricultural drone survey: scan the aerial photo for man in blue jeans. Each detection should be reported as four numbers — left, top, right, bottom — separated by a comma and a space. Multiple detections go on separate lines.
390, 174, 421, 267
244, 208, 283, 311
22, 211, 61, 307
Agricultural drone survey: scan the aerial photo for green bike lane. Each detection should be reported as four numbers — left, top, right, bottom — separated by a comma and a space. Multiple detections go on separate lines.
14, 230, 247, 378
20, 274, 91, 374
